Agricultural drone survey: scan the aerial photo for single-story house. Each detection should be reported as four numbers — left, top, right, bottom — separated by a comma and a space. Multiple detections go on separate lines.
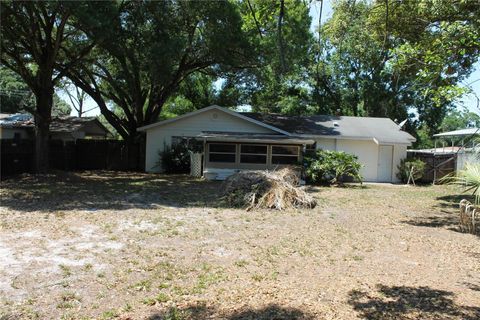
0, 114, 110, 141
138, 105, 416, 182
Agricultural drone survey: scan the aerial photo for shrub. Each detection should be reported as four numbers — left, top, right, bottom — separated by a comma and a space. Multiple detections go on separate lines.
304, 150, 362, 185
445, 162, 480, 205
159, 143, 191, 173
158, 138, 203, 174
396, 158, 426, 183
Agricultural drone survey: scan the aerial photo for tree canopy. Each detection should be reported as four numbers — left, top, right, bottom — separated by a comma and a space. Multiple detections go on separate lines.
0, 0, 110, 171
65, 0, 252, 142
1, 0, 479, 164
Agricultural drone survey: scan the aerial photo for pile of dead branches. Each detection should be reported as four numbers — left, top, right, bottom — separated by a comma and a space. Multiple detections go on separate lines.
222, 168, 316, 210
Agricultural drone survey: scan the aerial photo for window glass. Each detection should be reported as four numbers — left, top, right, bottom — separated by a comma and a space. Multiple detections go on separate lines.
239, 144, 267, 164
209, 144, 236, 153
241, 144, 267, 154
241, 155, 267, 164
209, 153, 236, 163
272, 145, 299, 155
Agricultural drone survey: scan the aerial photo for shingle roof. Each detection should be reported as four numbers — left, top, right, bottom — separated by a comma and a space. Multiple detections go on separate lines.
0, 114, 109, 136
240, 113, 416, 144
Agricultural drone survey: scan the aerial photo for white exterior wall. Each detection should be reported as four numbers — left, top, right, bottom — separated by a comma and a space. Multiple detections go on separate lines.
392, 144, 407, 183
314, 137, 408, 182
144, 109, 276, 172
336, 139, 379, 182
315, 137, 336, 150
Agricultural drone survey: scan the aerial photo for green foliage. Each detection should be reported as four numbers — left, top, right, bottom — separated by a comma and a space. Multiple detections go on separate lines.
0, 66, 34, 113
304, 150, 362, 185
414, 125, 435, 149
311, 0, 480, 136
446, 163, 480, 205
52, 95, 71, 117
0, 66, 71, 116
159, 140, 202, 174
396, 158, 426, 183
69, 0, 252, 141
440, 109, 480, 132
159, 144, 191, 174
228, 0, 314, 113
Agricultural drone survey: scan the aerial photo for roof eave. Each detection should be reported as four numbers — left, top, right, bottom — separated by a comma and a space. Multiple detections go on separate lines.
299, 134, 415, 145
137, 105, 292, 136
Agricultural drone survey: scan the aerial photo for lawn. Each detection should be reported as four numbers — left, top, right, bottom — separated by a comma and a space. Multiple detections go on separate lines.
0, 171, 479, 320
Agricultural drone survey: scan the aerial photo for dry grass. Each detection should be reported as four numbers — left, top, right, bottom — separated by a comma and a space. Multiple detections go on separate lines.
0, 171, 479, 320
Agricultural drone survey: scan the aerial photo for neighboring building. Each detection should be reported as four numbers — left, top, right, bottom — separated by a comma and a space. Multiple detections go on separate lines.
407, 128, 479, 182
0, 114, 109, 141
138, 106, 415, 182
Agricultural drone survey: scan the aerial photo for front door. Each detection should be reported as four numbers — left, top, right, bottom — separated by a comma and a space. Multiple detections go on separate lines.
378, 145, 393, 182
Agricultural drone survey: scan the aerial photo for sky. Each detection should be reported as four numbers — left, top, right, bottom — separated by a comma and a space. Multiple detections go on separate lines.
65, 1, 480, 117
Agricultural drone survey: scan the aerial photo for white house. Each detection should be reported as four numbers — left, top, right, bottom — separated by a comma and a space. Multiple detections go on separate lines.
138, 105, 416, 182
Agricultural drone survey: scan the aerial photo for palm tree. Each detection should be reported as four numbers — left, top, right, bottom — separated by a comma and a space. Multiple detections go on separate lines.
449, 163, 480, 205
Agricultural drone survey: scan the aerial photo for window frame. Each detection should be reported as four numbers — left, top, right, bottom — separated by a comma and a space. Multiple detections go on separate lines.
239, 143, 268, 164
208, 143, 237, 163
271, 145, 300, 165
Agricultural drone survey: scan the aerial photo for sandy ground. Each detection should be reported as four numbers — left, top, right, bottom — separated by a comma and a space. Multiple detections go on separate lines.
0, 172, 479, 319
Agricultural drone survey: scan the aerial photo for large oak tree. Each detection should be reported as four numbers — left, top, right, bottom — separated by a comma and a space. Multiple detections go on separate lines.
66, 0, 252, 143
0, 1, 111, 172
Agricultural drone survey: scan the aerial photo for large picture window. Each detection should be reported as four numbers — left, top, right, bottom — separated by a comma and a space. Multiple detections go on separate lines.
271, 145, 299, 165
208, 143, 236, 163
240, 144, 267, 164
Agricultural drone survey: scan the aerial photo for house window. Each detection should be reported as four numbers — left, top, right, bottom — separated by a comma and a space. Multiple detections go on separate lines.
240, 144, 267, 164
209, 143, 236, 163
271, 145, 300, 164
305, 142, 316, 157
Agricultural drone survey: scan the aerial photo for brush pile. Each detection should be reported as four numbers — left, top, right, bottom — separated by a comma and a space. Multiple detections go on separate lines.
222, 168, 316, 210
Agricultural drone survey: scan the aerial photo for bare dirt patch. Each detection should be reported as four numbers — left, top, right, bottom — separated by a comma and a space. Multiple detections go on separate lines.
0, 172, 479, 319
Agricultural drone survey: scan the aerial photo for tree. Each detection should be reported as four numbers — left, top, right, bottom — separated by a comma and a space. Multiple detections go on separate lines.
162, 73, 219, 118
66, 1, 251, 143
440, 108, 480, 132
224, 0, 313, 113
0, 1, 108, 172
59, 79, 92, 117
0, 66, 71, 116
0, 65, 35, 113
311, 0, 480, 137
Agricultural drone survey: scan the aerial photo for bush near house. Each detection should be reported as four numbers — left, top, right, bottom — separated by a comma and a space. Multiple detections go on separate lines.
159, 139, 204, 173
397, 158, 426, 183
159, 144, 191, 173
304, 150, 363, 185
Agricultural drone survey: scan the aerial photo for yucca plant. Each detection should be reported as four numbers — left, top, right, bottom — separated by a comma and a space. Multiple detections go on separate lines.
447, 163, 480, 205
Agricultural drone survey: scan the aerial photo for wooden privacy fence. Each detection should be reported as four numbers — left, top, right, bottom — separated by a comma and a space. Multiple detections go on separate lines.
407, 151, 456, 184
1, 139, 144, 178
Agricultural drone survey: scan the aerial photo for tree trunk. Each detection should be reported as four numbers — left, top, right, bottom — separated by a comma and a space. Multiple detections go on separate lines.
277, 0, 286, 75
34, 88, 53, 173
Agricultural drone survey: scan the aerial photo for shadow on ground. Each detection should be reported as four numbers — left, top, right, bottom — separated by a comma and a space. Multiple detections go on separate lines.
348, 285, 480, 320
147, 304, 315, 320
435, 194, 473, 209
0, 171, 225, 212
401, 193, 477, 236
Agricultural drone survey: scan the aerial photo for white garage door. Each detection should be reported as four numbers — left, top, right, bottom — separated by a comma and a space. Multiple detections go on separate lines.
378, 145, 393, 182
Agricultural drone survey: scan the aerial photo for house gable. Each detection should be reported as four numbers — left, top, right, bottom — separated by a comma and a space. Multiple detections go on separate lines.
142, 107, 286, 172
138, 105, 290, 135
